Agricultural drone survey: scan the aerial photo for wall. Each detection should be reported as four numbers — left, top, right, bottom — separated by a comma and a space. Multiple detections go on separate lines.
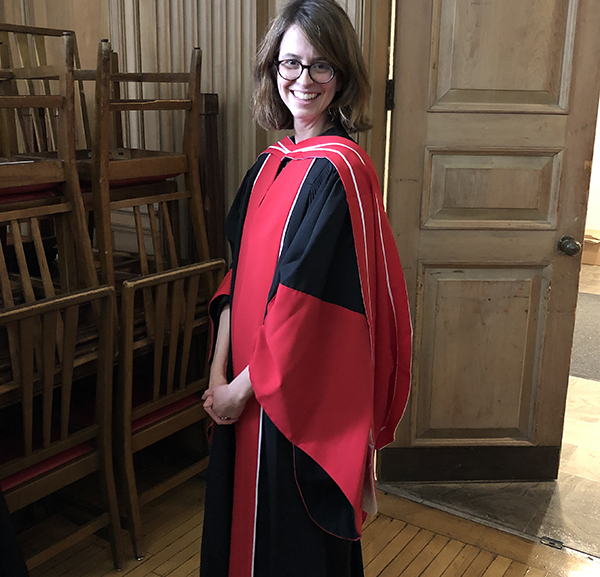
0, 1, 109, 68
586, 99, 600, 231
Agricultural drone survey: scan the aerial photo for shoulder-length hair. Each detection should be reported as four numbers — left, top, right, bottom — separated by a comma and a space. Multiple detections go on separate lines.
253, 0, 372, 133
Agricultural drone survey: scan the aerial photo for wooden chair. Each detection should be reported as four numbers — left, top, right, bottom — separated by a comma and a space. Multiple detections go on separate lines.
115, 258, 225, 559
0, 22, 91, 154
88, 39, 212, 292
0, 33, 99, 397
0, 286, 124, 570
0, 31, 97, 297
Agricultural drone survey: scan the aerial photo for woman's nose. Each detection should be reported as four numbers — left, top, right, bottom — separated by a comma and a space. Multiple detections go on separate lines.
297, 67, 312, 85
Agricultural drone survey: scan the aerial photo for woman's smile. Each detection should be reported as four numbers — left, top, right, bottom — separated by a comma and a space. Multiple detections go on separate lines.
291, 90, 319, 101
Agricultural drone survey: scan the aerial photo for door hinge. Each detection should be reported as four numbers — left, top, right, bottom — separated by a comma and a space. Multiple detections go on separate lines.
385, 78, 395, 111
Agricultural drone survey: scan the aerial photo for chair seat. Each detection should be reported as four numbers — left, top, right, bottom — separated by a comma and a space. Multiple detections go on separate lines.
0, 187, 58, 204
79, 174, 179, 193
75, 148, 187, 183
132, 392, 203, 433
0, 158, 63, 200
0, 443, 93, 492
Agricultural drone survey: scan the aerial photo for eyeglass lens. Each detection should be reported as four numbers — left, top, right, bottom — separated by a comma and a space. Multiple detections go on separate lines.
277, 61, 334, 83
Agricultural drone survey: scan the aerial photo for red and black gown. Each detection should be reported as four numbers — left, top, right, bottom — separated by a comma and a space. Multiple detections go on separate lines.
200, 128, 411, 577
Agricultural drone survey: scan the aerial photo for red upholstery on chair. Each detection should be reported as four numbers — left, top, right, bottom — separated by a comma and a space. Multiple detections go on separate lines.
131, 393, 203, 433
79, 174, 178, 189
0, 188, 58, 204
0, 444, 93, 492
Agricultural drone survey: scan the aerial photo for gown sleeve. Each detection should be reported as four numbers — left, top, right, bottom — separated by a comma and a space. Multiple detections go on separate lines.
208, 155, 267, 359
248, 161, 374, 531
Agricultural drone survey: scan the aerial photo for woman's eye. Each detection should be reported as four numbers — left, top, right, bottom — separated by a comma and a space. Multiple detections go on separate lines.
312, 63, 329, 71
282, 59, 300, 68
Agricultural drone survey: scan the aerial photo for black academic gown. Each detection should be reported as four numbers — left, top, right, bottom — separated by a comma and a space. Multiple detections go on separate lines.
201, 128, 364, 577
201, 127, 411, 577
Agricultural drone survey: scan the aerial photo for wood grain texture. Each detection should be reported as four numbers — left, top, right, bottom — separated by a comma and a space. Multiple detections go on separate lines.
382, 0, 600, 483
26, 475, 600, 576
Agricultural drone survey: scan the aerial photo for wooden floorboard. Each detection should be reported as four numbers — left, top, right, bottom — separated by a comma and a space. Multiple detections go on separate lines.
29, 477, 600, 576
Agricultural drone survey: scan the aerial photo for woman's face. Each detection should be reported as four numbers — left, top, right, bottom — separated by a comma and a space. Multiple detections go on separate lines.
276, 24, 339, 138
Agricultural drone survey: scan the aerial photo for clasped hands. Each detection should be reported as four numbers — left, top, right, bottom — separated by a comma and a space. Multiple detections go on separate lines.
202, 366, 254, 426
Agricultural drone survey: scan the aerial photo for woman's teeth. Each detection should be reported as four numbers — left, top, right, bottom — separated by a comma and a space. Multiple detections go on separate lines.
293, 92, 318, 100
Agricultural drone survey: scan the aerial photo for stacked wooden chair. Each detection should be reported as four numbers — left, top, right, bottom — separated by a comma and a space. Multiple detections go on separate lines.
88, 39, 212, 291
0, 30, 97, 302
0, 23, 92, 154
0, 30, 98, 333
0, 29, 127, 570
116, 259, 224, 559
0, 23, 224, 567
87, 39, 225, 559
0, 287, 125, 570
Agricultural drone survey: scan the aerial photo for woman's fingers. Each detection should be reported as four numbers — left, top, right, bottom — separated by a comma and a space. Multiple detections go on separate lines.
204, 402, 238, 425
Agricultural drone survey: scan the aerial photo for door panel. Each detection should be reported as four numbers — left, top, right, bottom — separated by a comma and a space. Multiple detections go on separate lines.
430, 0, 577, 113
422, 148, 563, 229
414, 265, 549, 442
379, 0, 600, 481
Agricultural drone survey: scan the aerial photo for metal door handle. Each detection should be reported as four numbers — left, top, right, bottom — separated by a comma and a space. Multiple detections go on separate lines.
557, 235, 582, 256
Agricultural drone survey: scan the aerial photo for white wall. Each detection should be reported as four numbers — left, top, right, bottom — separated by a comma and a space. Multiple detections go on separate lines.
586, 99, 600, 231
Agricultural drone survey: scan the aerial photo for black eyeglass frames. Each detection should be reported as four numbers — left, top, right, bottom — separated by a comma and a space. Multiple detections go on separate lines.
275, 60, 335, 84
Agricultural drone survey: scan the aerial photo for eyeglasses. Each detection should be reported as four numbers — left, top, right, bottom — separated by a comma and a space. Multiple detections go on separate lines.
275, 59, 336, 84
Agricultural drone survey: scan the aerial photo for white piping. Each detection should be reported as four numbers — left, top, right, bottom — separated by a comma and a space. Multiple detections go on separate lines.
278, 159, 316, 259
250, 408, 264, 576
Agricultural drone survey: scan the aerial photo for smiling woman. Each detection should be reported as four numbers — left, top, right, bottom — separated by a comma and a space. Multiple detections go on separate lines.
253, 0, 372, 137
274, 25, 340, 141
200, 2, 412, 576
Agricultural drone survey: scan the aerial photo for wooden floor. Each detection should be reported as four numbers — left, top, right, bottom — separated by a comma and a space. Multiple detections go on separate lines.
28, 476, 599, 577
28, 266, 600, 576
381, 375, 600, 560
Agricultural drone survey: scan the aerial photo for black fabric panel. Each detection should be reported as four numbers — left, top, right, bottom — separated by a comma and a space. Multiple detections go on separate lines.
293, 446, 359, 540
254, 413, 363, 577
200, 424, 236, 577
0, 489, 29, 577
270, 160, 364, 315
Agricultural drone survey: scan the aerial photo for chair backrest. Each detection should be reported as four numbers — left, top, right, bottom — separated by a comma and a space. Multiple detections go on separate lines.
0, 22, 91, 154
91, 39, 211, 291
0, 286, 114, 509
0, 32, 98, 310
117, 259, 225, 423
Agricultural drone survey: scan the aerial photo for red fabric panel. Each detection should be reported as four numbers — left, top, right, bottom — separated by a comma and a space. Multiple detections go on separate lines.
228, 398, 262, 577
267, 136, 412, 450
249, 285, 372, 532
208, 269, 233, 358
0, 444, 93, 492
212, 269, 232, 303
231, 159, 314, 376
131, 392, 203, 432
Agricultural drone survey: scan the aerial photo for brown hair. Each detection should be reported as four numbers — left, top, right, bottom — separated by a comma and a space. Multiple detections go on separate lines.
253, 0, 372, 133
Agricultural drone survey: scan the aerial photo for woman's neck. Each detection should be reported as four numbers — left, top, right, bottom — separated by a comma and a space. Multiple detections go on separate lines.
293, 117, 333, 143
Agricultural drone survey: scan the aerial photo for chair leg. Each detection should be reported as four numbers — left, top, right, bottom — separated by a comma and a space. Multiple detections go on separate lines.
100, 451, 126, 569
119, 443, 145, 560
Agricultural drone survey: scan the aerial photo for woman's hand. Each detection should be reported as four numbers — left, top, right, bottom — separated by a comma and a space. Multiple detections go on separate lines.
202, 366, 253, 426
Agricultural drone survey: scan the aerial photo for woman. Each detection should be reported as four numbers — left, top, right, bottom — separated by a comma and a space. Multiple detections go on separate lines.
201, 1, 411, 575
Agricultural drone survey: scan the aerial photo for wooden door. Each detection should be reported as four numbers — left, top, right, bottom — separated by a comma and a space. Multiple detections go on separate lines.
379, 0, 600, 481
